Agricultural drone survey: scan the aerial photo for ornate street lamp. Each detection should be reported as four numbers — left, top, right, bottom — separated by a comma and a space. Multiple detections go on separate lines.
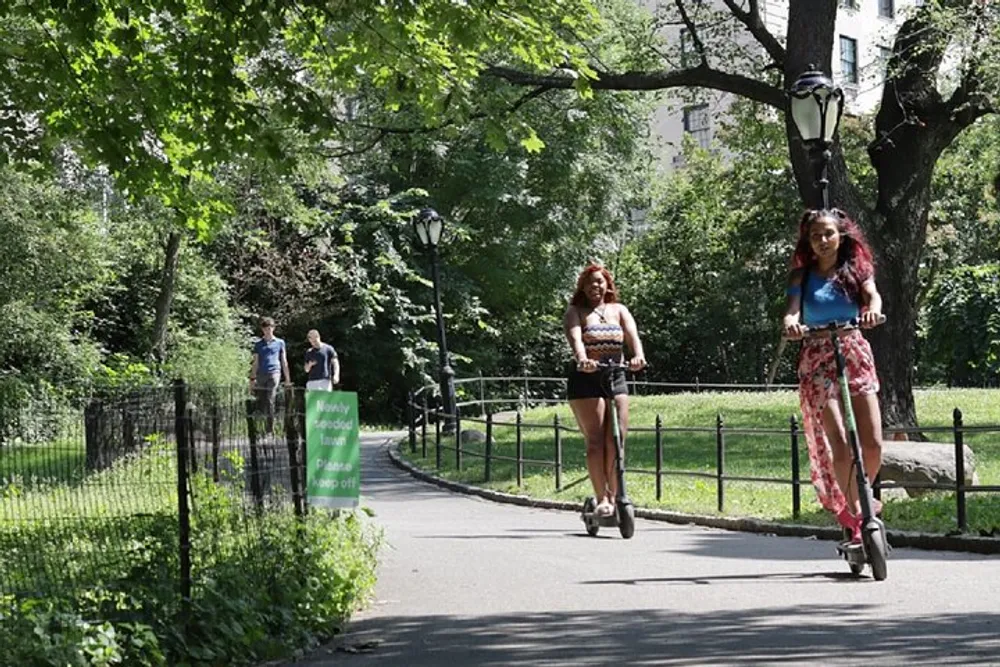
413, 207, 457, 433
788, 66, 845, 210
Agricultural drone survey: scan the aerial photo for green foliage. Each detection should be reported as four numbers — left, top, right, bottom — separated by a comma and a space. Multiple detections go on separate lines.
922, 264, 1000, 386
0, 0, 601, 229
619, 101, 797, 383
927, 116, 1000, 271
0, 166, 104, 387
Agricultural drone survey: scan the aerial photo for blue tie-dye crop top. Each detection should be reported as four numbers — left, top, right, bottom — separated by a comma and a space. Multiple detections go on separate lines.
787, 271, 859, 327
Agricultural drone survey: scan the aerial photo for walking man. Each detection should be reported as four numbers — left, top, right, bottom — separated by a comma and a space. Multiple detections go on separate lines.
304, 329, 340, 391
249, 317, 292, 437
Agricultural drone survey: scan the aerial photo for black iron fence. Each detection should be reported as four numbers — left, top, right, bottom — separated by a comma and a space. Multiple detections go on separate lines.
407, 375, 1000, 534
0, 380, 310, 598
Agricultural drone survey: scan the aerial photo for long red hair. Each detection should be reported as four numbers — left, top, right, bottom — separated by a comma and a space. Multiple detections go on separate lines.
570, 263, 618, 307
791, 208, 875, 300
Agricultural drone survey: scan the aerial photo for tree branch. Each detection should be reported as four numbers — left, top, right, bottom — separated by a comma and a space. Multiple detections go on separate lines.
674, 0, 707, 67
720, 0, 786, 68
486, 64, 785, 109
316, 85, 555, 157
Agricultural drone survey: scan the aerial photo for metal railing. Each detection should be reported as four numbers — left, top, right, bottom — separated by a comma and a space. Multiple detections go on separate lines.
406, 374, 1000, 533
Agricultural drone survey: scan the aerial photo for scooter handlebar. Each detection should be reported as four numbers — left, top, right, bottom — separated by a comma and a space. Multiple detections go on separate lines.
784, 314, 886, 341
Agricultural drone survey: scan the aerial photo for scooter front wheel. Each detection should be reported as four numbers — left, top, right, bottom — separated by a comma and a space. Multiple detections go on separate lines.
618, 501, 635, 539
864, 521, 889, 581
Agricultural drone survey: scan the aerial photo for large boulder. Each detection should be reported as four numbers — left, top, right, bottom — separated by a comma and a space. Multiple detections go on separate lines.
460, 429, 488, 445
880, 441, 978, 497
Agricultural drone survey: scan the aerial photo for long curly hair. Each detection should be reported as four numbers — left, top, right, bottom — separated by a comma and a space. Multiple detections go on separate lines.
570, 263, 618, 307
791, 209, 875, 300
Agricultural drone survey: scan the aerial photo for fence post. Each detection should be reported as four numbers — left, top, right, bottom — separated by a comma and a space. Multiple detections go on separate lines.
245, 397, 264, 511
173, 379, 192, 620
299, 390, 309, 513
421, 395, 428, 459
716, 413, 725, 513
435, 406, 442, 470
479, 371, 486, 418
790, 414, 801, 520
554, 414, 562, 492
516, 410, 523, 488
408, 391, 417, 454
210, 400, 221, 483
954, 408, 967, 532
655, 414, 663, 502
285, 388, 304, 518
122, 403, 136, 453
455, 405, 462, 471
187, 404, 198, 475
84, 398, 105, 471
485, 409, 493, 483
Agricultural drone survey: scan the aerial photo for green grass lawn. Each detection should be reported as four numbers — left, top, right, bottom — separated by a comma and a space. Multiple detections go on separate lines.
403, 388, 1000, 535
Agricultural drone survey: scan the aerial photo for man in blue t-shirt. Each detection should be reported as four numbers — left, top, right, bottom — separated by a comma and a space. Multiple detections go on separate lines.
304, 330, 340, 391
249, 317, 291, 435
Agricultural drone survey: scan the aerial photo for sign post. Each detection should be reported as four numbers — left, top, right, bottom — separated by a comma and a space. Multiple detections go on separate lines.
305, 391, 360, 509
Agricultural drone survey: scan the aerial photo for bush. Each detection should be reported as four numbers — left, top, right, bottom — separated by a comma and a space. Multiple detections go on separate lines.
0, 449, 381, 666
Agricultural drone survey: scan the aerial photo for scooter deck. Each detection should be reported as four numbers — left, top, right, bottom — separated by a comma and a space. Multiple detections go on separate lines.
836, 540, 865, 564
581, 510, 620, 528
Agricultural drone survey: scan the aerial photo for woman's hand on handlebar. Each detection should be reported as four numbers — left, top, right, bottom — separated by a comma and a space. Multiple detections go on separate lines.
783, 316, 806, 341
859, 309, 884, 329
628, 355, 646, 372
576, 358, 598, 373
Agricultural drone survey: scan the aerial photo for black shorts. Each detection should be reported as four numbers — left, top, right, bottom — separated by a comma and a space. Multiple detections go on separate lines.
566, 367, 628, 400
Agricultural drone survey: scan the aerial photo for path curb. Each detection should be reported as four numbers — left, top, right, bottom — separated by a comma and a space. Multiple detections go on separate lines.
387, 440, 1000, 555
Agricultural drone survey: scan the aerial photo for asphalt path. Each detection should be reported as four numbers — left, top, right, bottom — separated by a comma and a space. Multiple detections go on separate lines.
294, 433, 1000, 666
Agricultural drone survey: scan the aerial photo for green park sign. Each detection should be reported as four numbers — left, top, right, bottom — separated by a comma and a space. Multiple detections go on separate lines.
305, 391, 360, 509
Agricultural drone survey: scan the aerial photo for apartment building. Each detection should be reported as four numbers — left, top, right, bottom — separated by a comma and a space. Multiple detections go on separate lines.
650, 0, 919, 168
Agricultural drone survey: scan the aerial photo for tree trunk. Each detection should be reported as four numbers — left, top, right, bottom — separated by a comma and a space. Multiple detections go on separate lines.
151, 231, 182, 366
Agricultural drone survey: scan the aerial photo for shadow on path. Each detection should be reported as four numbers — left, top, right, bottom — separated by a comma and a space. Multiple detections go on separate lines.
299, 604, 1000, 666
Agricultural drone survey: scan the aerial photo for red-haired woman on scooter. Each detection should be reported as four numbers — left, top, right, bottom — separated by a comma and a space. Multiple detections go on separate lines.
564, 263, 646, 519
782, 209, 884, 543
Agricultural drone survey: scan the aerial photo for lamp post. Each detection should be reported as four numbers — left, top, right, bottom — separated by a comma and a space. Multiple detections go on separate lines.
788, 66, 845, 210
413, 207, 457, 434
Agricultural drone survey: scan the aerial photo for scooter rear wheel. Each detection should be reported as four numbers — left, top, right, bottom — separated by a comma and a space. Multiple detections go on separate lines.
618, 502, 635, 539
582, 497, 600, 537
865, 522, 888, 581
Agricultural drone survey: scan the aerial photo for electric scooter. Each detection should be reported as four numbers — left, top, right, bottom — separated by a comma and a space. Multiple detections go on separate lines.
580, 361, 636, 539
797, 318, 889, 580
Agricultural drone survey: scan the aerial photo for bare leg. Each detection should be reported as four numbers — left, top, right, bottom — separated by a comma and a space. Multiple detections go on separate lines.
570, 398, 608, 502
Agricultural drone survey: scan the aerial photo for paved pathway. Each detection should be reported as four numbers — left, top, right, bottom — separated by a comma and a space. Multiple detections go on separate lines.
294, 433, 1000, 666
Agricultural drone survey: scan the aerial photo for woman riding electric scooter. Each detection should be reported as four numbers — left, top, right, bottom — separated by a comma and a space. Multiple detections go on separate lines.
782, 209, 885, 546
563, 263, 646, 523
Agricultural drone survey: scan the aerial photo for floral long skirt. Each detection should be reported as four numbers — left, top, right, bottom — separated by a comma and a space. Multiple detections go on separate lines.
797, 329, 879, 515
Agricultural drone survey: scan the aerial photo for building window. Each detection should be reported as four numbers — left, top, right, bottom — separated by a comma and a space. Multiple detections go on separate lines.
680, 28, 692, 68
878, 45, 892, 76
839, 35, 858, 84
683, 104, 711, 150
879, 0, 894, 18
839, 0, 858, 9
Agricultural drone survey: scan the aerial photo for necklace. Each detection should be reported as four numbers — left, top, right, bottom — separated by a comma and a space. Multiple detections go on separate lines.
593, 304, 608, 323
